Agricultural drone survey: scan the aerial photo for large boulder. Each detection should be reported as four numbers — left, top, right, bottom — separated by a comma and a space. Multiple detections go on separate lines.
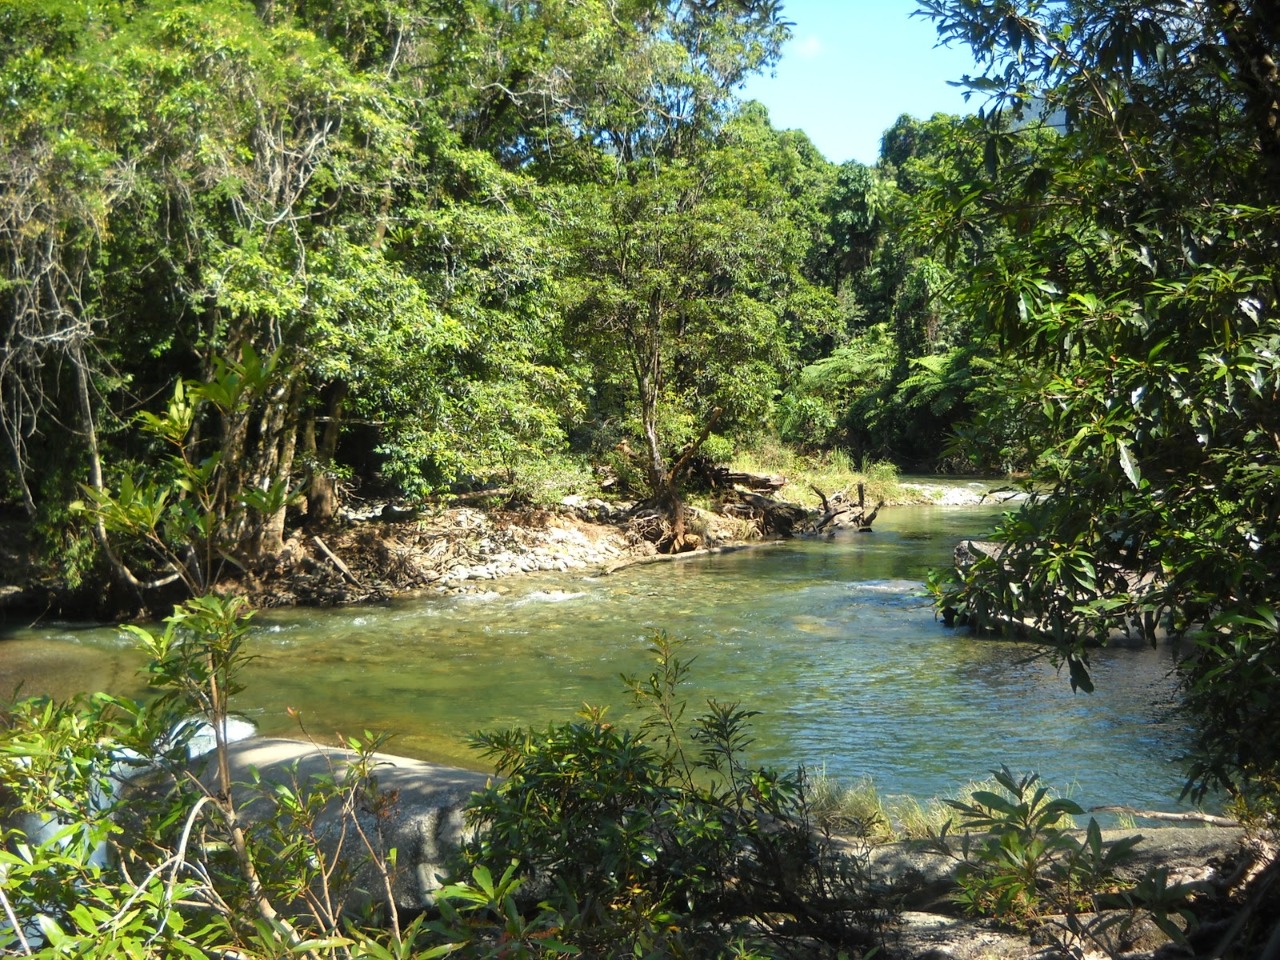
857, 825, 1253, 960
207, 738, 493, 912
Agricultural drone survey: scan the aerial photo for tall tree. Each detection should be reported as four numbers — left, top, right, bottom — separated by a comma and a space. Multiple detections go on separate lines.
0, 0, 577, 602
549, 1, 801, 548
1, 0, 416, 584
782, 112, 1008, 467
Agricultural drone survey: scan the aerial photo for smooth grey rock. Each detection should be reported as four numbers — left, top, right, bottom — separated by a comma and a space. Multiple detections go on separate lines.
862, 839, 958, 913
889, 911, 1030, 960
208, 738, 493, 913
862, 826, 1249, 960
860, 826, 1246, 914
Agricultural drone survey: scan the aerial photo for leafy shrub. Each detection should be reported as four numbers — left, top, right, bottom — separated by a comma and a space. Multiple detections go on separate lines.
507, 452, 601, 507
939, 766, 1095, 924
0, 694, 192, 958
932, 766, 1201, 956
1, 597, 410, 959
460, 633, 894, 958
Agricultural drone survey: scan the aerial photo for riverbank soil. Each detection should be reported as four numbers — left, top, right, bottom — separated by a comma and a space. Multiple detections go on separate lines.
237, 504, 644, 607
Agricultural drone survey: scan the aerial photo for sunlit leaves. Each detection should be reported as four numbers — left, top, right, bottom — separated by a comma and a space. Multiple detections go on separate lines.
918, 0, 1280, 798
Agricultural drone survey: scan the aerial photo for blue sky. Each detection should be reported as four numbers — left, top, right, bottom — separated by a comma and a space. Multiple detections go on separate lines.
739, 0, 985, 166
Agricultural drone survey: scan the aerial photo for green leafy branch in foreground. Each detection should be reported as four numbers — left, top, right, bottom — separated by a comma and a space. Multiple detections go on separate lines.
0, 596, 410, 959
73, 347, 295, 602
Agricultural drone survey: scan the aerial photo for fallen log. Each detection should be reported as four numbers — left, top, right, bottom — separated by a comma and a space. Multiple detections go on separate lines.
697, 461, 786, 493
732, 490, 812, 537
1089, 805, 1242, 828
812, 485, 881, 532
810, 485, 850, 533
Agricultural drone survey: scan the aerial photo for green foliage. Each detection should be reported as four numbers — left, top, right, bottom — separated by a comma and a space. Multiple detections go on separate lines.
1, 0, 845, 580
0, 691, 213, 958
125, 594, 255, 734
0, 595, 434, 957
29, 493, 101, 593
72, 350, 292, 597
916, 0, 1280, 806
1, 0, 598, 558
779, 326, 897, 451
506, 453, 600, 508
934, 767, 1203, 955
562, 121, 833, 516
779, 324, 981, 468
779, 113, 1018, 469
941, 766, 1091, 924
428, 859, 581, 959
462, 633, 892, 957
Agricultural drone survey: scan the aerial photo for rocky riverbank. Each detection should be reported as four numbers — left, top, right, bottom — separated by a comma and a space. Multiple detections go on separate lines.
239, 479, 1012, 607
243, 502, 642, 607
0, 479, 1013, 618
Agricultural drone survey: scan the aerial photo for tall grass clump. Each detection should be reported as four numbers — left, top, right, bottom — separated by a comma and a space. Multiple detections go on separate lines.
807, 774, 1078, 842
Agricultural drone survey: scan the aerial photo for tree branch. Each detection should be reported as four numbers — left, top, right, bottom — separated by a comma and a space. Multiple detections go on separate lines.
667, 405, 723, 483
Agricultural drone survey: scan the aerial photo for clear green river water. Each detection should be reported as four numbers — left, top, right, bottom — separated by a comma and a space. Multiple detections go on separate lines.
1, 503, 1192, 810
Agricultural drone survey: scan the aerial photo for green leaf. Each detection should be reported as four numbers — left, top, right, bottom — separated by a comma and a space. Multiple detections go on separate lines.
1067, 656, 1095, 694
1117, 439, 1142, 489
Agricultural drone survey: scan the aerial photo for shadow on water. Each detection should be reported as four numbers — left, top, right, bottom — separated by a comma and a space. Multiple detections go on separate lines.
0, 504, 1194, 810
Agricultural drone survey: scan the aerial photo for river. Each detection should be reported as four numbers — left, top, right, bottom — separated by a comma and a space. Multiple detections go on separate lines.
0, 503, 1192, 810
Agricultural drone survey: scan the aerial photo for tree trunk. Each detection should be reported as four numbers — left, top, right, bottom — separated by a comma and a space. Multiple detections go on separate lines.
240, 377, 302, 562
74, 344, 187, 595
305, 382, 347, 526
259, 380, 302, 557
637, 347, 691, 551
1213, 0, 1280, 193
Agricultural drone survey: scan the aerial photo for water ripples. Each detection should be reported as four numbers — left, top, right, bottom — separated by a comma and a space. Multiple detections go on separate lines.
0, 505, 1191, 807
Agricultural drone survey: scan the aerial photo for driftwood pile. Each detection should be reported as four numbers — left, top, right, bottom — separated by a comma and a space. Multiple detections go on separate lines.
620, 476, 886, 552
624, 509, 694, 550
717, 482, 883, 539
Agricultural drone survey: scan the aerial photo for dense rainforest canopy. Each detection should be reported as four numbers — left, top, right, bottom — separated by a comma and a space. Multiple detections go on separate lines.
3, 0, 1280, 811
1, 0, 997, 598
